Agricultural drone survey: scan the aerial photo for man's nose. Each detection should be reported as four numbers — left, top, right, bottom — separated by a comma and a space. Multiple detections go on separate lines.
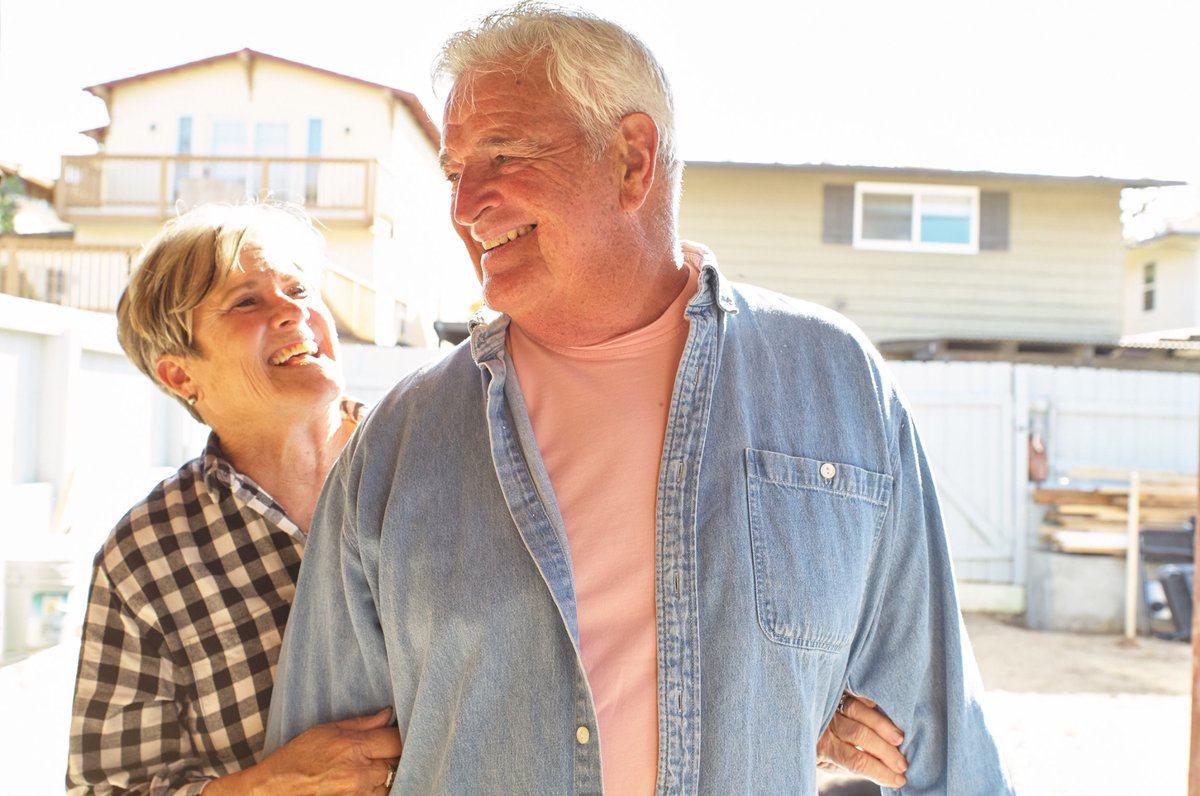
451, 166, 498, 229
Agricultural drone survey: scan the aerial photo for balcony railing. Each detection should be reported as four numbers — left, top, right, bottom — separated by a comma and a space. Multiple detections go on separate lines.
1, 237, 134, 312
57, 155, 379, 224
1, 237, 396, 343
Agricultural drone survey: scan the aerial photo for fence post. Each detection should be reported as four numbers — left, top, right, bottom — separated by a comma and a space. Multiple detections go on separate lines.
1123, 471, 1140, 642
159, 156, 169, 219
3, 237, 18, 297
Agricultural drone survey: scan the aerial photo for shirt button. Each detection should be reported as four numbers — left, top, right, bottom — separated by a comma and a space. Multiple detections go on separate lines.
820, 462, 837, 480
576, 725, 591, 744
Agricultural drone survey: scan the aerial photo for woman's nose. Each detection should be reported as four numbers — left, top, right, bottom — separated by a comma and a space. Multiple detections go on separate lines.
269, 291, 306, 326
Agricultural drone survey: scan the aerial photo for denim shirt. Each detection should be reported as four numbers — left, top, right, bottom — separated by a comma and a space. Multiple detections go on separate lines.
265, 244, 1014, 795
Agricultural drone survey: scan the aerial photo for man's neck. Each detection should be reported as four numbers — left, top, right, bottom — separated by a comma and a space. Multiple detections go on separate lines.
513, 259, 690, 348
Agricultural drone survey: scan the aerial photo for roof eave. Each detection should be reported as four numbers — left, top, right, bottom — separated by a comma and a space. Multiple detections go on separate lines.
684, 159, 1180, 188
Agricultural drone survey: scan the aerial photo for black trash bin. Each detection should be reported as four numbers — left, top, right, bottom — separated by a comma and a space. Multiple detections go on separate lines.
1157, 563, 1194, 642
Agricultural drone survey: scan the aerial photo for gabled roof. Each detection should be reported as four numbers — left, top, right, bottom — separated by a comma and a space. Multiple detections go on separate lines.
685, 160, 1178, 189
84, 48, 440, 148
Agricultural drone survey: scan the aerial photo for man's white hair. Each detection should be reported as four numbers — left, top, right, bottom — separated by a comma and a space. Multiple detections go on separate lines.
435, 1, 682, 195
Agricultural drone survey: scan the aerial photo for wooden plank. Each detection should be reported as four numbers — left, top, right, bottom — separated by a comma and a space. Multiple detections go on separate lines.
1050, 530, 1127, 555
1071, 466, 1197, 488
1049, 505, 1128, 522
1043, 519, 1127, 533
1032, 487, 1114, 505
1047, 505, 1193, 524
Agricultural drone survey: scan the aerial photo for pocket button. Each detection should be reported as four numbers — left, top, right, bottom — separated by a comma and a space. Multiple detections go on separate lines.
819, 462, 837, 480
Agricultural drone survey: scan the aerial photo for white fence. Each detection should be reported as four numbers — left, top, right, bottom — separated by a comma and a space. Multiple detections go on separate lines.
889, 360, 1198, 600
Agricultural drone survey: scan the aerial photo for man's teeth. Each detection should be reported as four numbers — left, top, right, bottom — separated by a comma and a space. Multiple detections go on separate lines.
481, 225, 534, 251
270, 340, 319, 365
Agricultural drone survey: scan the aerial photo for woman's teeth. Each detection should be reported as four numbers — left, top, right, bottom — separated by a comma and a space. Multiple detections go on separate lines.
270, 340, 318, 365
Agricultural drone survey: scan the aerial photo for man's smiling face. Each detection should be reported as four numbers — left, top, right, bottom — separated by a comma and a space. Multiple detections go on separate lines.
440, 64, 630, 332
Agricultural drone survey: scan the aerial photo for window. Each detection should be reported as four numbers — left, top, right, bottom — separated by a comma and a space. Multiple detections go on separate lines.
174, 117, 193, 198
306, 119, 322, 204
1143, 262, 1156, 312
853, 182, 980, 253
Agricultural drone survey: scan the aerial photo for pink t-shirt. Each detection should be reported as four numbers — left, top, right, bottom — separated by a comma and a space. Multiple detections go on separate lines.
507, 264, 698, 796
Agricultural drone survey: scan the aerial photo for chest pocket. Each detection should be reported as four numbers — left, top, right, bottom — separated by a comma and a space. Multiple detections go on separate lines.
745, 448, 892, 652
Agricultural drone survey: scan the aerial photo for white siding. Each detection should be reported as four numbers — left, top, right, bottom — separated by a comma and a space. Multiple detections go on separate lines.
679, 165, 1128, 343
1123, 237, 1200, 337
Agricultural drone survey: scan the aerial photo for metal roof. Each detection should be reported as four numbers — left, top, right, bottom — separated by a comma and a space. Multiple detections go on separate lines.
684, 160, 1179, 189
878, 336, 1200, 372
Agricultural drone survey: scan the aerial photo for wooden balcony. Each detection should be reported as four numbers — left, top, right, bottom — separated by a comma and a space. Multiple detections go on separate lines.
1, 237, 134, 312
56, 154, 379, 225
1, 237, 392, 343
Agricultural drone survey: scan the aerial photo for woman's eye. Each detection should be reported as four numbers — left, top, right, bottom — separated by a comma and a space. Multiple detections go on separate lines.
290, 285, 309, 298
231, 296, 257, 309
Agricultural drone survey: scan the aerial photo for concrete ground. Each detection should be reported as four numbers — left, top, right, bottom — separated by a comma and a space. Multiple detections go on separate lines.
2, 612, 1193, 794
967, 612, 1192, 795
821, 612, 1193, 794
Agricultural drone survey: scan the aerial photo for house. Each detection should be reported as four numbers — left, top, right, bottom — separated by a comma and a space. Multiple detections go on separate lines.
678, 161, 1172, 344
1123, 219, 1200, 343
0, 162, 69, 236
54, 48, 479, 346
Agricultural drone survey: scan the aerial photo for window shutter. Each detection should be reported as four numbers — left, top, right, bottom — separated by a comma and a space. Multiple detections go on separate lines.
979, 191, 1010, 251
822, 184, 854, 245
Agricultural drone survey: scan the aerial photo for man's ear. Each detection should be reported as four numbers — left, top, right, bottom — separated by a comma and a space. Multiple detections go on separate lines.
155, 355, 195, 403
616, 112, 659, 211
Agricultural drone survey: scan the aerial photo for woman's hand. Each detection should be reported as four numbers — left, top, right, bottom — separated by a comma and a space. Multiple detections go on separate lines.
206, 707, 403, 795
817, 693, 908, 789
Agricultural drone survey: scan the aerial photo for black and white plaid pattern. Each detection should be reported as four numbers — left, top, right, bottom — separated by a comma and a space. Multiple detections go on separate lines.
67, 399, 363, 795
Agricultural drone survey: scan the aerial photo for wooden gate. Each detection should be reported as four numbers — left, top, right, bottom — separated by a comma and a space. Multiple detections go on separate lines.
885, 360, 1199, 607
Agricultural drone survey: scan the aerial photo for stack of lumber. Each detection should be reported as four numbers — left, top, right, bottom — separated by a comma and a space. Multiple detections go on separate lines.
1033, 468, 1196, 556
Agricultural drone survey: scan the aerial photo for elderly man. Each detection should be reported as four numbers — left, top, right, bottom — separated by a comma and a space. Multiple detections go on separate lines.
266, 4, 1014, 794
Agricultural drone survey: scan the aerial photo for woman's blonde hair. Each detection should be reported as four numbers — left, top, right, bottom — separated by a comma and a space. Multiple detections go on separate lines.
116, 201, 327, 422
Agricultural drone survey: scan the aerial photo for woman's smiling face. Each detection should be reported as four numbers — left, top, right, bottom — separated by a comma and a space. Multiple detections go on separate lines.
168, 240, 343, 424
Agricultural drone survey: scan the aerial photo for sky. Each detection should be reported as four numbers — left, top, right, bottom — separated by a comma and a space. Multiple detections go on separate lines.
1, 0, 1198, 210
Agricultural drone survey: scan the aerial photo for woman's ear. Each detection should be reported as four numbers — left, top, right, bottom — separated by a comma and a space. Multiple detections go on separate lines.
155, 355, 195, 403
616, 112, 659, 212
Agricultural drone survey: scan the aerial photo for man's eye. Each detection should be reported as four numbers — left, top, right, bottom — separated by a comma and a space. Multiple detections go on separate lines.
444, 171, 461, 184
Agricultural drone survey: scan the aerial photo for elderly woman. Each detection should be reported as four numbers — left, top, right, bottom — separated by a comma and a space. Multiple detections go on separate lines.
66, 202, 401, 794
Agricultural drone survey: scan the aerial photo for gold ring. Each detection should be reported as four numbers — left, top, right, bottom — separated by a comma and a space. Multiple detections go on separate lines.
384, 767, 395, 789
837, 693, 849, 715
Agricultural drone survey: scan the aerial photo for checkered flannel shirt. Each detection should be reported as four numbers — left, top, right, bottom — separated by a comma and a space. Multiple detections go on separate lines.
67, 399, 364, 795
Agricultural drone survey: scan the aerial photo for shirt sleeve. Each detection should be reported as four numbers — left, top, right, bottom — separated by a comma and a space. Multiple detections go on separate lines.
264, 451, 394, 752
66, 562, 211, 796
845, 403, 1017, 795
